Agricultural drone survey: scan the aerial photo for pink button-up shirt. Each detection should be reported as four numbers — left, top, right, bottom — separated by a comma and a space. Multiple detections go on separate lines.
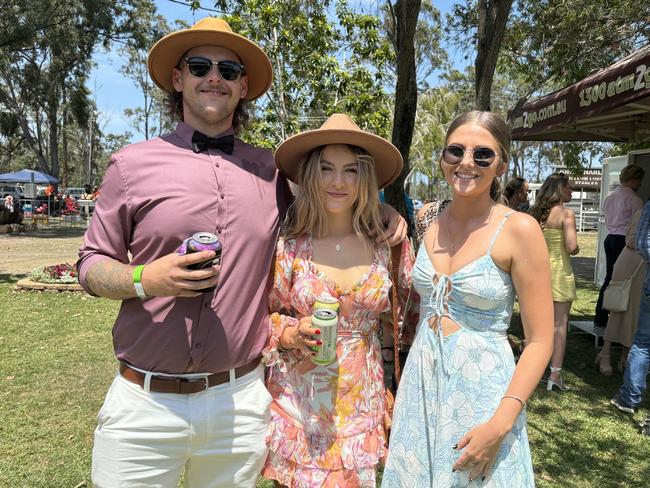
77, 122, 291, 373
603, 185, 643, 236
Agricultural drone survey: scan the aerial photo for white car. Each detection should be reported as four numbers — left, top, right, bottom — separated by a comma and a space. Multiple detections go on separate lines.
64, 187, 86, 200
0, 184, 24, 200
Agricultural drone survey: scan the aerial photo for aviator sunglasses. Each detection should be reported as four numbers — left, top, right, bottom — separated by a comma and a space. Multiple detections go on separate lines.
442, 144, 499, 168
183, 57, 246, 81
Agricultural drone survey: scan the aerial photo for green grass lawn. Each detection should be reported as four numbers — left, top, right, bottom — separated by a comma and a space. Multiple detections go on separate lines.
1, 233, 649, 487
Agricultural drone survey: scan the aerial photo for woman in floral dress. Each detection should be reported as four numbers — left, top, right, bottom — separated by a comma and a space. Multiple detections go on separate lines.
261, 113, 416, 487
383, 111, 554, 487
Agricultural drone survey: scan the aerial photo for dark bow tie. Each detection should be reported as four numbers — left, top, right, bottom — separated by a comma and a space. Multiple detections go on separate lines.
191, 131, 234, 155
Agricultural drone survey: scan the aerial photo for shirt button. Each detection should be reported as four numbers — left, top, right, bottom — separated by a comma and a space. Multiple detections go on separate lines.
220, 193, 225, 199
215, 162, 220, 167
195, 343, 202, 349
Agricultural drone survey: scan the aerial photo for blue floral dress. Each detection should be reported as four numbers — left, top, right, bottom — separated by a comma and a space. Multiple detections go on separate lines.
382, 213, 535, 487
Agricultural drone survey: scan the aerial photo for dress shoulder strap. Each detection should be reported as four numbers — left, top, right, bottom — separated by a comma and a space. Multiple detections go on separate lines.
487, 211, 515, 254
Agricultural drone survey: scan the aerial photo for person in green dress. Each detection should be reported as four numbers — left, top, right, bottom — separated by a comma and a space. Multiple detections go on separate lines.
530, 172, 579, 391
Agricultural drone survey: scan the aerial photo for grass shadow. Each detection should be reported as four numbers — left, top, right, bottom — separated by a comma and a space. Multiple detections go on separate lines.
3, 226, 87, 239
0, 273, 24, 284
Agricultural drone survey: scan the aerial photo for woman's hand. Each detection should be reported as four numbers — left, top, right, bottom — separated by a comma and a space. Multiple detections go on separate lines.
279, 316, 322, 355
452, 419, 509, 482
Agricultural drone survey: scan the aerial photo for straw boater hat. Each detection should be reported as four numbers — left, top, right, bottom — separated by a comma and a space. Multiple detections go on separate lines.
147, 17, 273, 101
275, 114, 403, 189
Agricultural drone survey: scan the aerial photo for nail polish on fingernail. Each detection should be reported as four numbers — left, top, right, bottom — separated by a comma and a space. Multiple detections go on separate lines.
452, 443, 458, 449
315, 330, 321, 335
481, 477, 486, 482
451, 469, 456, 473
316, 340, 322, 345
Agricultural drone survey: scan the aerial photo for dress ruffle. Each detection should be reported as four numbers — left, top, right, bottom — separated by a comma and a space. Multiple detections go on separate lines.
263, 408, 386, 488
266, 406, 387, 470
262, 312, 301, 372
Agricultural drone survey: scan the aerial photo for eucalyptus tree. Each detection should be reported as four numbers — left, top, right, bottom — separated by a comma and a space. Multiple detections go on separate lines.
0, 0, 153, 180
119, 11, 173, 140
211, 0, 394, 149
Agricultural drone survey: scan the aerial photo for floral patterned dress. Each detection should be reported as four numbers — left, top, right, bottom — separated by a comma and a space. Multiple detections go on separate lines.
262, 234, 415, 488
382, 212, 535, 487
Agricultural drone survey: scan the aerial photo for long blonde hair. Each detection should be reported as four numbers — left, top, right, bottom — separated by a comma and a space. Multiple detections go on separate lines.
529, 172, 570, 227
285, 145, 386, 240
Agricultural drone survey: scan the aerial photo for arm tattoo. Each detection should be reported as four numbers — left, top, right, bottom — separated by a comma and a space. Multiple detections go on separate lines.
86, 259, 136, 300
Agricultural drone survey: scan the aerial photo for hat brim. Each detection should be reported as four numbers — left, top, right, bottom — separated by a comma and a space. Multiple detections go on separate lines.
148, 29, 273, 101
275, 129, 403, 189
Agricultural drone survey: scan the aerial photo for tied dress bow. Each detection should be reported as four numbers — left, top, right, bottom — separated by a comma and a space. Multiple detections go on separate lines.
191, 131, 235, 154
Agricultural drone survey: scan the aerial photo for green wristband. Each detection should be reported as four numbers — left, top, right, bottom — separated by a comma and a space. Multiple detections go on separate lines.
133, 264, 147, 298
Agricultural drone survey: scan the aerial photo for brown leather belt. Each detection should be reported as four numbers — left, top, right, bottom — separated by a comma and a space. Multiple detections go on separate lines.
119, 357, 261, 394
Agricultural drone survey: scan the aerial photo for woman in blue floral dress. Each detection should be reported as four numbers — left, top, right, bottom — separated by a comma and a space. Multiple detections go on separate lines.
383, 111, 554, 487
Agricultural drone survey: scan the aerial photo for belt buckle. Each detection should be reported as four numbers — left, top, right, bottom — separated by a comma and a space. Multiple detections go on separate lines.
193, 376, 210, 392
180, 375, 209, 392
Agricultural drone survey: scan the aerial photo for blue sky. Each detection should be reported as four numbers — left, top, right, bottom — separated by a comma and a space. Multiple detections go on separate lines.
90, 0, 463, 141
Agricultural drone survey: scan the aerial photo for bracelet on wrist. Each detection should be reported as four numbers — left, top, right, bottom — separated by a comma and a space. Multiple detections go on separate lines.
501, 394, 527, 410
132, 264, 147, 299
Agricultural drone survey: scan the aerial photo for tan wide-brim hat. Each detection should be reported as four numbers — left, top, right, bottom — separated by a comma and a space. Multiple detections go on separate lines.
275, 114, 403, 189
147, 17, 273, 101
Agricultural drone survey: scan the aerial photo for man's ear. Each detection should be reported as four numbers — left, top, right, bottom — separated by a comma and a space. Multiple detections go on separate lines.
172, 67, 183, 92
239, 74, 249, 100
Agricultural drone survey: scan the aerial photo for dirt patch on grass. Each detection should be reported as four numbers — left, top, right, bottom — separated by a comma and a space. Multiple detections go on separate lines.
0, 225, 86, 276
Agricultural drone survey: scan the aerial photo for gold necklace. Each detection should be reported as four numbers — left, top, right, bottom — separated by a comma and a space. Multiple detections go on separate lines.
445, 204, 495, 254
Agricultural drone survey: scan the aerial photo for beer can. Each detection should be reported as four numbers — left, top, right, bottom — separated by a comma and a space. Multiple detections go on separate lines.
314, 294, 340, 313
311, 309, 338, 365
178, 232, 222, 292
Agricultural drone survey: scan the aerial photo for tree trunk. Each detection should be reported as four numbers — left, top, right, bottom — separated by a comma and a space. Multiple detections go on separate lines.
386, 0, 421, 225
48, 103, 60, 181
0, 85, 50, 173
475, 0, 513, 110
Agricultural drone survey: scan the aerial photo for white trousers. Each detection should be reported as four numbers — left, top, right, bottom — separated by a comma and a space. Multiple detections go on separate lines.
92, 364, 271, 488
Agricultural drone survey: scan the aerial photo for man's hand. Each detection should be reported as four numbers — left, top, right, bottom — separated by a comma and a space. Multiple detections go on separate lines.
84, 250, 220, 300
141, 250, 220, 297
377, 203, 408, 246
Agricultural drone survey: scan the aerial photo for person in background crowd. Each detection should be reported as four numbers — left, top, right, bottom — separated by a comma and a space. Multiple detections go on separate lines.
383, 111, 553, 487
611, 200, 650, 415
594, 164, 645, 330
262, 113, 416, 487
530, 173, 579, 391
598, 207, 646, 375
77, 18, 406, 488
504, 176, 530, 212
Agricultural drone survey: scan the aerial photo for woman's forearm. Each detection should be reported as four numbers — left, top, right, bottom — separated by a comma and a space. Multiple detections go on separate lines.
490, 340, 553, 431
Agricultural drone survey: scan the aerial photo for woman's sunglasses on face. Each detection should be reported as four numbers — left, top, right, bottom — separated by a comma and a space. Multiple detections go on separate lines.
442, 144, 499, 168
183, 57, 245, 81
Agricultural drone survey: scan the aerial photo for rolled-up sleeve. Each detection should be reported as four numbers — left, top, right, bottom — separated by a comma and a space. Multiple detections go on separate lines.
76, 154, 132, 293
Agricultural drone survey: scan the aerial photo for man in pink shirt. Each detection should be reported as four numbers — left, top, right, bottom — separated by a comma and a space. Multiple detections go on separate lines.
595, 164, 645, 329
78, 18, 405, 488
